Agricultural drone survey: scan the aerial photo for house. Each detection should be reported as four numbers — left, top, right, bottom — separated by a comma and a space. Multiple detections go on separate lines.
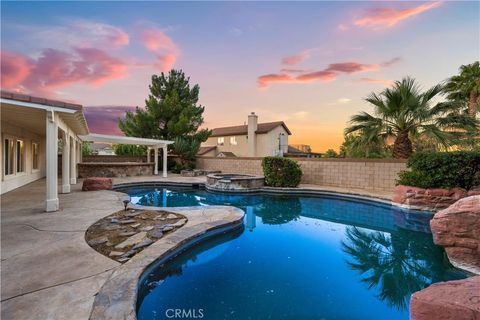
286, 144, 322, 158
1, 90, 172, 212
92, 143, 115, 155
201, 112, 291, 157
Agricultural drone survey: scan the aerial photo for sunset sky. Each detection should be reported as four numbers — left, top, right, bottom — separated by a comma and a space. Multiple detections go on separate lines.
1, 1, 479, 152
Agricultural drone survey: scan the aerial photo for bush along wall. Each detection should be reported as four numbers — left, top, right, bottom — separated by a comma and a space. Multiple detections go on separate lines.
394, 151, 480, 210
397, 151, 480, 190
262, 157, 303, 188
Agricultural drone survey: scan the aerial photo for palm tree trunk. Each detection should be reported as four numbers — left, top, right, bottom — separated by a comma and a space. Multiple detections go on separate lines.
393, 131, 413, 159
468, 90, 478, 118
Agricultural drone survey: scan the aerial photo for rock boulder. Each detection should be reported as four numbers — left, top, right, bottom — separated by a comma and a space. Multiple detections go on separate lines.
393, 185, 468, 211
410, 276, 480, 320
430, 195, 480, 273
82, 177, 113, 191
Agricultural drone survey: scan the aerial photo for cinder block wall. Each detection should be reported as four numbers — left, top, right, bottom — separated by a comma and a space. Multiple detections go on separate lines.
196, 157, 407, 191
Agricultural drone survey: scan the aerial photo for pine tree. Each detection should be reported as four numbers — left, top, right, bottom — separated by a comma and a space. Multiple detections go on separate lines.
119, 70, 211, 165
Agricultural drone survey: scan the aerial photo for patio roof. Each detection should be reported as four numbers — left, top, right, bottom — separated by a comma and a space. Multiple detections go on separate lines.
79, 133, 174, 148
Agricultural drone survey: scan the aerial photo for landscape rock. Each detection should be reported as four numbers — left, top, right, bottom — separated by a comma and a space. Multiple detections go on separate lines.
132, 238, 154, 250
172, 219, 187, 227
118, 231, 136, 237
109, 251, 124, 257
88, 236, 108, 246
410, 276, 480, 320
166, 214, 177, 220
393, 185, 470, 211
118, 219, 136, 224
130, 223, 141, 228
81, 177, 113, 191
430, 195, 480, 273
147, 228, 164, 238
162, 226, 174, 232
115, 232, 147, 249
141, 226, 154, 232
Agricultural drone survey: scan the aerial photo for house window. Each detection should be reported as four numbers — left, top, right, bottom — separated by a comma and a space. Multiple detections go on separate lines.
230, 136, 237, 145
16, 140, 25, 173
217, 137, 224, 146
4, 138, 14, 175
32, 142, 39, 170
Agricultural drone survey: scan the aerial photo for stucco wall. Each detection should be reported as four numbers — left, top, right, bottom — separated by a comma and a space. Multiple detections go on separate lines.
1, 121, 46, 194
202, 126, 290, 157
196, 157, 407, 191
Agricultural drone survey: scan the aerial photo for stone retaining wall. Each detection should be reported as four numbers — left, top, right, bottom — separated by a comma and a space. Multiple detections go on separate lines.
78, 163, 154, 178
83, 155, 148, 163
393, 185, 480, 211
196, 157, 406, 192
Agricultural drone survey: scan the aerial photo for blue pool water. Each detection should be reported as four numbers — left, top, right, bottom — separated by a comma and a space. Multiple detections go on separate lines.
122, 187, 466, 320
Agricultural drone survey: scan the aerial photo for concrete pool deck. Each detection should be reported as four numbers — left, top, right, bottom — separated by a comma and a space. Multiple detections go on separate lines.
1, 175, 393, 319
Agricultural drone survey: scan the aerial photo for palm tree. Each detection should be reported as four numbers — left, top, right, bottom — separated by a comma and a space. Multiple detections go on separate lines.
345, 77, 477, 158
341, 227, 462, 310
444, 61, 480, 118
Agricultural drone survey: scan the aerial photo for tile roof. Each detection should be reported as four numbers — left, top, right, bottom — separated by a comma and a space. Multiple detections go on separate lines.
217, 151, 237, 157
210, 121, 291, 137
197, 146, 217, 155
1, 90, 83, 111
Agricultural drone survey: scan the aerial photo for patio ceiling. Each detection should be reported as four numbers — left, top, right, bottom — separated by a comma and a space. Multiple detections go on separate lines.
79, 133, 174, 148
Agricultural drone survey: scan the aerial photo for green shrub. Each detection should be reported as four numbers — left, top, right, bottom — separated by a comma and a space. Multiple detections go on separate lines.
397, 151, 480, 190
262, 157, 302, 187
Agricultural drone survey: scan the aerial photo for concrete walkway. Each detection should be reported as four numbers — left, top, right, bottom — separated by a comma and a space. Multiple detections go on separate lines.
1, 175, 393, 320
1, 180, 123, 320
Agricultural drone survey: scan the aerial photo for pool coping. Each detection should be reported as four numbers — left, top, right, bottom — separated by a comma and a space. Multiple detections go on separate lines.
89, 205, 244, 320
90, 181, 433, 319
113, 181, 401, 208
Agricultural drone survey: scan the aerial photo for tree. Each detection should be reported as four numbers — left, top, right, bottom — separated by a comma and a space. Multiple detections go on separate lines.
119, 70, 211, 165
81, 141, 93, 156
444, 61, 480, 118
323, 149, 338, 158
341, 226, 459, 310
339, 133, 392, 158
345, 77, 478, 159
113, 144, 146, 156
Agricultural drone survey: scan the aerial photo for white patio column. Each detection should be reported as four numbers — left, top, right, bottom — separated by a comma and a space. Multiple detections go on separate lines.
154, 148, 159, 175
162, 146, 168, 178
147, 148, 151, 163
61, 131, 70, 193
70, 137, 77, 184
46, 111, 59, 212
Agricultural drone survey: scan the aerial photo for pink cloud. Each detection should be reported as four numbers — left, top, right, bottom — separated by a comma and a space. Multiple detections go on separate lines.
155, 53, 177, 72
2, 48, 127, 96
257, 74, 294, 88
258, 57, 400, 88
296, 70, 337, 82
73, 21, 130, 47
1, 51, 31, 88
326, 62, 379, 73
84, 105, 136, 135
139, 28, 180, 71
282, 50, 311, 65
354, 2, 442, 29
140, 28, 177, 52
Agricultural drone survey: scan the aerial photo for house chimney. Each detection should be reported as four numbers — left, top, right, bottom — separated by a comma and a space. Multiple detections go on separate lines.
247, 112, 258, 157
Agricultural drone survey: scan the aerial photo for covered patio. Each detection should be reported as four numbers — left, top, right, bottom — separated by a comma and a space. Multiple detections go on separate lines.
79, 133, 173, 178
0, 91, 173, 212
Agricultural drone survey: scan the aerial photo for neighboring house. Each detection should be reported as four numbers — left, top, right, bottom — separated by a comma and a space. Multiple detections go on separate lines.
286, 145, 322, 158
201, 112, 291, 157
0, 90, 172, 212
92, 143, 115, 155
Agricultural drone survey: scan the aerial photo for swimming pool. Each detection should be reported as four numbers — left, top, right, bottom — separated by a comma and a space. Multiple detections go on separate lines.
121, 187, 466, 320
